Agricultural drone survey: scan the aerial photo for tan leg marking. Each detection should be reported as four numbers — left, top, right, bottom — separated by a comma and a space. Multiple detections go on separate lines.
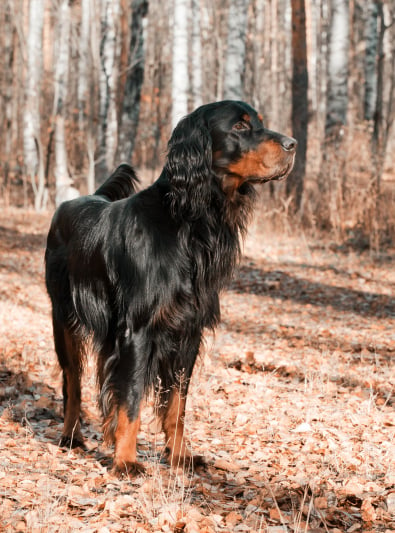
113, 406, 144, 477
162, 389, 205, 469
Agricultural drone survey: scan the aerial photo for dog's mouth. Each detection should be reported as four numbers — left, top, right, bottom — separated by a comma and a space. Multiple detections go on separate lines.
248, 155, 295, 185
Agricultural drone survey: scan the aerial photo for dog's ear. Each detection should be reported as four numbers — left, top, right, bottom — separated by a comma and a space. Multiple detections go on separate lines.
165, 112, 213, 219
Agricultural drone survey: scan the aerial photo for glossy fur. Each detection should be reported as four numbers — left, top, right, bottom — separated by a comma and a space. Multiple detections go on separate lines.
45, 100, 296, 476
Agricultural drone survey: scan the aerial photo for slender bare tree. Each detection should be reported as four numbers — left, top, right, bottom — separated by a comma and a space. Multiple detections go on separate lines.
287, 0, 308, 213
364, 1, 378, 121
54, 0, 79, 206
96, 0, 121, 183
78, 0, 92, 131
191, 0, 203, 108
325, 0, 349, 137
23, 0, 46, 211
172, 0, 189, 127
318, 0, 350, 233
223, 0, 251, 100
116, 0, 149, 163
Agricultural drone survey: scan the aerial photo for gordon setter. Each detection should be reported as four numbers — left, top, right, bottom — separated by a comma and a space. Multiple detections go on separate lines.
45, 100, 296, 477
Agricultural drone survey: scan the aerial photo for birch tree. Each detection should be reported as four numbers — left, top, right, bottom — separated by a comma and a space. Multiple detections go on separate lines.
116, 0, 149, 163
96, 0, 121, 183
78, 0, 92, 130
223, 0, 250, 100
23, 0, 46, 211
318, 0, 350, 233
191, 0, 203, 108
54, 0, 79, 206
172, 0, 189, 128
371, 2, 395, 189
325, 0, 349, 137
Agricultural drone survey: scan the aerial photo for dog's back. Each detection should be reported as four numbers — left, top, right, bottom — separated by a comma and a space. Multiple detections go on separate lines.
45, 163, 139, 328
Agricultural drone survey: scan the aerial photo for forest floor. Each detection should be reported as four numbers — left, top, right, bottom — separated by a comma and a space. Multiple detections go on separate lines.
0, 207, 394, 533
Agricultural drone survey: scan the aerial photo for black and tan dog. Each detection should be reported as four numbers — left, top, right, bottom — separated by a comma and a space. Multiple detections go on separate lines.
45, 100, 296, 476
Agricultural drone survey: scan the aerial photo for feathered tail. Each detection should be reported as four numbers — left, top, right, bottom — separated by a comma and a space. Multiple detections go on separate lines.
94, 164, 139, 201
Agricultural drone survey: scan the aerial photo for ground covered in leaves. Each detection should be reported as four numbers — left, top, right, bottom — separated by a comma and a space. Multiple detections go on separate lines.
0, 208, 394, 532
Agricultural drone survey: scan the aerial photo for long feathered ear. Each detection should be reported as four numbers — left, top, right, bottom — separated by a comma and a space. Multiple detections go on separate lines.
165, 112, 213, 219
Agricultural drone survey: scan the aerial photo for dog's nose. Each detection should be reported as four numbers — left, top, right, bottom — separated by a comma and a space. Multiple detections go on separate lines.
281, 136, 297, 152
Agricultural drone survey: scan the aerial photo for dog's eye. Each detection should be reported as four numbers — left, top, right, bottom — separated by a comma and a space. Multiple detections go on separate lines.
232, 121, 250, 131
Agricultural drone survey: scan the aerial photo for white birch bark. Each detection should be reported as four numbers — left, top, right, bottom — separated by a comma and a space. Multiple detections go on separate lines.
97, 0, 121, 182
191, 0, 203, 109
270, 0, 279, 120
78, 0, 91, 130
54, 0, 78, 206
172, 0, 189, 128
325, 0, 349, 134
23, 0, 45, 211
223, 0, 250, 100
252, 0, 264, 110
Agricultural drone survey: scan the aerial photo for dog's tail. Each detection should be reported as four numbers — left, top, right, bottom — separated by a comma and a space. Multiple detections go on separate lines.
94, 164, 139, 201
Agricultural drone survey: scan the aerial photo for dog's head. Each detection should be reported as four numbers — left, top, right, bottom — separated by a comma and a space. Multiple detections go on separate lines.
165, 100, 296, 216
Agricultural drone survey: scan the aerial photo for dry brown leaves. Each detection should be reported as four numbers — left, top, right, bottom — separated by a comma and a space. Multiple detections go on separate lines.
0, 209, 394, 532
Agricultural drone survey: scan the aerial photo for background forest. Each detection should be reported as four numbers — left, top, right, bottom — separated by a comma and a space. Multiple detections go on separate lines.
0, 0, 395, 246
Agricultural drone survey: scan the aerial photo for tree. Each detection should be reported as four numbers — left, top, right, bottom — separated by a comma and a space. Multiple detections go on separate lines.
287, 0, 308, 213
96, 0, 121, 184
318, 0, 350, 232
172, 0, 189, 128
223, 0, 251, 100
325, 0, 349, 138
190, 0, 203, 109
116, 0, 149, 163
364, 1, 378, 121
53, 0, 79, 206
23, 0, 46, 211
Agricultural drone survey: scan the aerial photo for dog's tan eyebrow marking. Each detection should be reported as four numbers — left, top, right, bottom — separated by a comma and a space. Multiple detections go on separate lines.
258, 113, 263, 122
242, 114, 251, 122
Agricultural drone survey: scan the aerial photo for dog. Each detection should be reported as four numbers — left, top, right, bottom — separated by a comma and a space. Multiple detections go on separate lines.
45, 100, 296, 476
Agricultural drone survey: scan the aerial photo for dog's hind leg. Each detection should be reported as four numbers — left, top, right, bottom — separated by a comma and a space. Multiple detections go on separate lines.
52, 316, 84, 448
98, 332, 146, 478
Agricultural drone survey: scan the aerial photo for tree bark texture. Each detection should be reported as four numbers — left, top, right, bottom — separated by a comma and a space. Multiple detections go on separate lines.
287, 0, 308, 213
172, 0, 189, 128
325, 0, 349, 136
116, 0, 148, 163
223, 0, 250, 100
96, 0, 121, 184
23, 0, 46, 211
363, 1, 378, 121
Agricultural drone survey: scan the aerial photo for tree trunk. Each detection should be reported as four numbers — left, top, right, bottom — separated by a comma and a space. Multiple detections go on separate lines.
223, 0, 250, 100
191, 0, 203, 109
172, 0, 189, 128
325, 0, 349, 136
270, 0, 279, 121
287, 0, 308, 213
23, 0, 46, 211
317, 0, 349, 234
54, 0, 78, 206
363, 1, 378, 121
78, 0, 91, 130
116, 0, 148, 163
252, 0, 265, 110
96, 0, 121, 184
